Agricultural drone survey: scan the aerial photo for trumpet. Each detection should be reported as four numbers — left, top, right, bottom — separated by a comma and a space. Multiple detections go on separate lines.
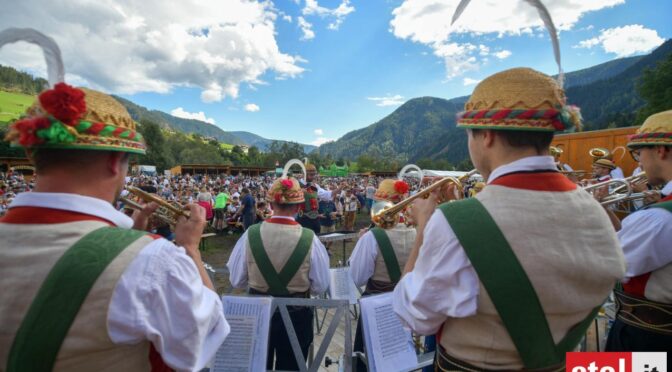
371, 169, 477, 228
120, 196, 179, 228
121, 186, 190, 229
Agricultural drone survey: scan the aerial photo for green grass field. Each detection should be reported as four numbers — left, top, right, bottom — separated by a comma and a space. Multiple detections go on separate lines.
0, 90, 34, 122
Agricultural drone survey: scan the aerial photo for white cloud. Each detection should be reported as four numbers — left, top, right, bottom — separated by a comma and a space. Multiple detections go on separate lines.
463, 78, 481, 86
312, 137, 335, 146
282, 14, 292, 23
244, 103, 260, 112
302, 0, 355, 31
390, 0, 625, 79
314, 128, 324, 135
297, 16, 315, 40
170, 107, 216, 124
367, 94, 406, 107
575, 24, 664, 57
0, 0, 306, 103
494, 50, 512, 59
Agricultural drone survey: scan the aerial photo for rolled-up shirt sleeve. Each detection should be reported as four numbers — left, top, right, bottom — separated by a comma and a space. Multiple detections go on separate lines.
309, 236, 331, 294
108, 238, 230, 372
392, 210, 479, 335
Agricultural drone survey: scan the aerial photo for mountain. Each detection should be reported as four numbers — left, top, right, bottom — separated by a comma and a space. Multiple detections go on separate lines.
229, 131, 316, 153
566, 39, 672, 130
112, 96, 246, 145
319, 96, 468, 163
319, 40, 671, 165
559, 55, 643, 89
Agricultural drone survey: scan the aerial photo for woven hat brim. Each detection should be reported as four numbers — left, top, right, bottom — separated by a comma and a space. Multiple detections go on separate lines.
457, 122, 557, 132
11, 141, 146, 154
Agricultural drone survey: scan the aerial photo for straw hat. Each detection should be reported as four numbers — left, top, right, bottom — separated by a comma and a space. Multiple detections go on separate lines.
593, 158, 616, 170
374, 179, 409, 203
627, 110, 672, 148
267, 177, 304, 205
5, 83, 146, 154
457, 68, 581, 132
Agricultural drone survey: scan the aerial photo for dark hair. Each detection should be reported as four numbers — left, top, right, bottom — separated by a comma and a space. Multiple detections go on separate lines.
241, 188, 250, 194
471, 129, 554, 154
31, 149, 130, 172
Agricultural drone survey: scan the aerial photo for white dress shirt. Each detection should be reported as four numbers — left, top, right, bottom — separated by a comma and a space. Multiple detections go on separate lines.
9, 192, 230, 372
618, 181, 672, 281
610, 167, 625, 179
392, 156, 558, 335
314, 182, 334, 201
226, 216, 331, 294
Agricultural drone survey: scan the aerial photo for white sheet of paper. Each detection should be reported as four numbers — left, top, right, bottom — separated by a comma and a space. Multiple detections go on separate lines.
329, 267, 360, 305
212, 296, 272, 372
360, 292, 418, 372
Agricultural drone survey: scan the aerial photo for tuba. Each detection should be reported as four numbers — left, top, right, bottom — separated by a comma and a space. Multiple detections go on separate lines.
589, 146, 626, 162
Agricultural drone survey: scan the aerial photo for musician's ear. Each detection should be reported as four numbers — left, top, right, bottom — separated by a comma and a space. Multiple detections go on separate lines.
482, 129, 497, 148
107, 151, 130, 177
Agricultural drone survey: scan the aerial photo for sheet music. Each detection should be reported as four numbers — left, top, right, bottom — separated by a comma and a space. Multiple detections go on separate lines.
329, 267, 360, 305
212, 296, 272, 372
360, 293, 417, 372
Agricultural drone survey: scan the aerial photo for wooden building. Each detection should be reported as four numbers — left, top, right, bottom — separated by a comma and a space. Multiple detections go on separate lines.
551, 126, 639, 178
169, 164, 273, 176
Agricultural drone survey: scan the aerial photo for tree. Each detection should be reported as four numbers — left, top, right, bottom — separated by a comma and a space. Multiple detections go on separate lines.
636, 53, 672, 123
136, 119, 172, 171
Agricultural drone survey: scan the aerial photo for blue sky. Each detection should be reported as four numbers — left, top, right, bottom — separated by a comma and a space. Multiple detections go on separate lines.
1, 1, 670, 146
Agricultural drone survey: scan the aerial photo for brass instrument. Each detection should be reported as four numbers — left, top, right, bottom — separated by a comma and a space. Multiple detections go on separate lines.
120, 196, 178, 228
122, 186, 190, 229
583, 178, 632, 205
600, 190, 661, 207
589, 146, 626, 162
611, 172, 647, 194
371, 169, 478, 228
549, 146, 563, 157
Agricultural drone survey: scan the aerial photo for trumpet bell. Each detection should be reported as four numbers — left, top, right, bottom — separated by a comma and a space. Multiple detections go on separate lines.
370, 200, 398, 229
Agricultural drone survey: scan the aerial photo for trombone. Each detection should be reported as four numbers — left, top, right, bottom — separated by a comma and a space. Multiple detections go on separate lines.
371, 169, 478, 228
583, 178, 633, 206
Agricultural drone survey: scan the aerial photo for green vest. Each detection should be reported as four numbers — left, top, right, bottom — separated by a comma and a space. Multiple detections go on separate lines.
247, 224, 314, 295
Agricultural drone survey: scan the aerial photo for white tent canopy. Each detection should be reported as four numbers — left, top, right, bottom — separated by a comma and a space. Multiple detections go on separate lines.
402, 169, 483, 180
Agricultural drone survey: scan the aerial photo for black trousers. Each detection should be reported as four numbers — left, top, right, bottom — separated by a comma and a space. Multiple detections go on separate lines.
354, 316, 366, 372
267, 306, 314, 371
605, 319, 672, 364
297, 216, 321, 235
